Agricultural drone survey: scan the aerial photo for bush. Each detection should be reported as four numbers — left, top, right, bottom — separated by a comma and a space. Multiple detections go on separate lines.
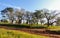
0, 24, 30, 28
0, 24, 46, 29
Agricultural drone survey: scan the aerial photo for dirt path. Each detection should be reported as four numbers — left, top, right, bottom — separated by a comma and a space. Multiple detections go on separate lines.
0, 26, 60, 38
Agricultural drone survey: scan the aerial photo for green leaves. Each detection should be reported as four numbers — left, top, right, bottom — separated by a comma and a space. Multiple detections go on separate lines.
34, 10, 44, 19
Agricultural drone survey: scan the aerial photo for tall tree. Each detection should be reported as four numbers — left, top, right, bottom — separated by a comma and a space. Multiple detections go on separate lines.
1, 7, 14, 23
25, 11, 31, 24
14, 8, 24, 24
56, 17, 60, 25
34, 10, 44, 24
42, 9, 60, 26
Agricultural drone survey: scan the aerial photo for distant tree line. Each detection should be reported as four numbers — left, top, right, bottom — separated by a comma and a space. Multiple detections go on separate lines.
1, 7, 60, 26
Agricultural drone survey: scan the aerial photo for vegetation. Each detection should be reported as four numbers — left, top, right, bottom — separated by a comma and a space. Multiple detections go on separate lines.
0, 28, 49, 38
48, 26, 60, 31
0, 24, 46, 29
1, 7, 60, 26
0, 7, 60, 38
45, 26, 60, 35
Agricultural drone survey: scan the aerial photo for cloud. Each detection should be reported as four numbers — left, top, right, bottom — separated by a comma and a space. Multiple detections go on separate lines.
47, 0, 60, 10
0, 2, 21, 9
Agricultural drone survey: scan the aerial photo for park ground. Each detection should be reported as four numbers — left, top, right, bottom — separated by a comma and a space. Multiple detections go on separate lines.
0, 24, 60, 38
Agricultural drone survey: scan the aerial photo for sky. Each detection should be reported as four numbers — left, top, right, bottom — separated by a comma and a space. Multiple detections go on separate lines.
0, 0, 60, 12
0, 0, 60, 20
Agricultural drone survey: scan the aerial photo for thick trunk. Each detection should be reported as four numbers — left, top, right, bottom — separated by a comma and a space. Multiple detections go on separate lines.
12, 20, 13, 23
18, 19, 21, 24
26, 21, 28, 24
10, 20, 13, 24
47, 19, 49, 27
26, 20, 29, 24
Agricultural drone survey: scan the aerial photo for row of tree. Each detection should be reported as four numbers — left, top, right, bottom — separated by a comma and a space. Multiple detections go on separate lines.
1, 7, 60, 26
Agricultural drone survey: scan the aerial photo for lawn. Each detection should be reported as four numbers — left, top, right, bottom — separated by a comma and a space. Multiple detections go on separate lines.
0, 28, 49, 38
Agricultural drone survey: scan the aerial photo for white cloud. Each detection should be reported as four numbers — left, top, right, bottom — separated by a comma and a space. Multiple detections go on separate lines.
47, 0, 60, 10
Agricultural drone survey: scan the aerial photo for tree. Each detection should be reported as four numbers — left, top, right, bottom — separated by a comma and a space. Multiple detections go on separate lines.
42, 9, 60, 26
56, 17, 60, 25
40, 19, 45, 25
14, 8, 24, 24
25, 11, 31, 24
33, 10, 44, 24
1, 7, 14, 23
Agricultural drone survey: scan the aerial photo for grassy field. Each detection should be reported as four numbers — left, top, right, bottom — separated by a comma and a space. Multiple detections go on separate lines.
47, 26, 60, 31
0, 28, 49, 38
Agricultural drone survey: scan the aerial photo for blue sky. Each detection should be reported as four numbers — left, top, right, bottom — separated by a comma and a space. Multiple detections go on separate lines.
0, 0, 60, 12
0, 0, 60, 19
0, 0, 60, 11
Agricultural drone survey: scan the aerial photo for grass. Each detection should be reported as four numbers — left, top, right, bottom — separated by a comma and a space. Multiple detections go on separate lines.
47, 26, 60, 31
0, 28, 49, 38
45, 26, 60, 34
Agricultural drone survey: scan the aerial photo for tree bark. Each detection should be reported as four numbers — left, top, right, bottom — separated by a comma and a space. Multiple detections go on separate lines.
47, 19, 49, 27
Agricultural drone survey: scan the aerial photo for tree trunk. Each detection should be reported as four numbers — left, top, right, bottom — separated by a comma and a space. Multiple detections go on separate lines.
18, 19, 21, 24
26, 20, 28, 24
47, 19, 49, 27
41, 22, 42, 26
10, 20, 13, 24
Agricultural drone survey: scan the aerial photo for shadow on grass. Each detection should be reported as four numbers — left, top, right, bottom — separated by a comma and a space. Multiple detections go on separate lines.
0, 24, 30, 28
0, 24, 46, 29
46, 30, 60, 35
